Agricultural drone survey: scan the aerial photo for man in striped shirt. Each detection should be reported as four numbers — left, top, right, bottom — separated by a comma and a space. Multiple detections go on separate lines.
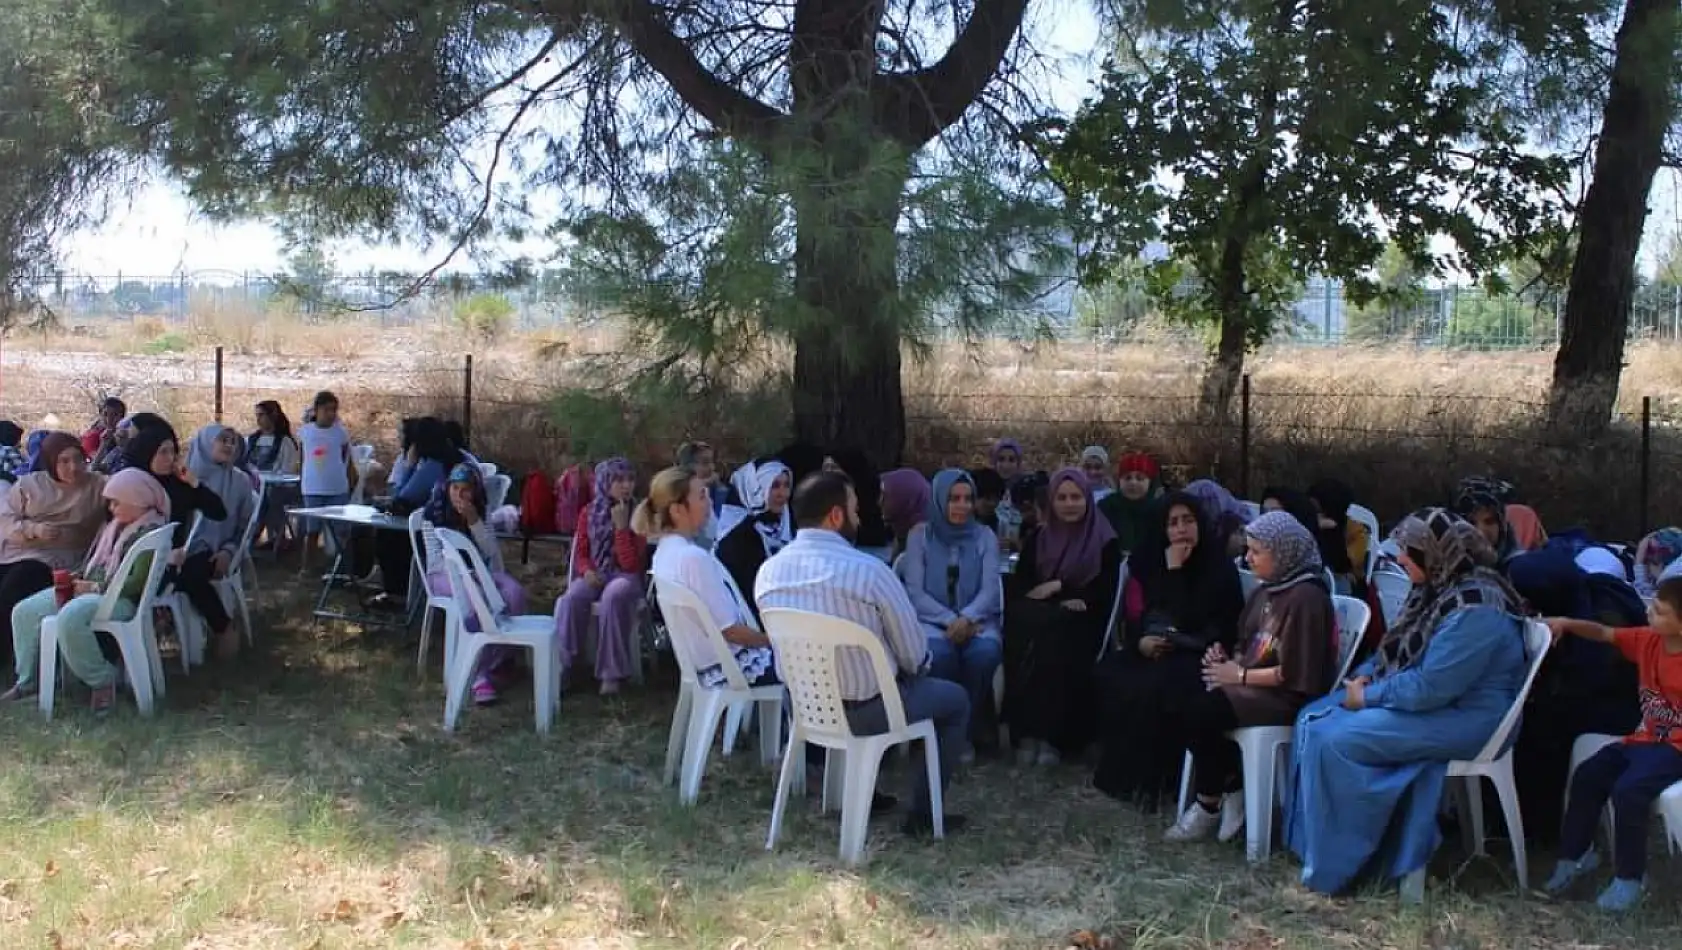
757, 472, 970, 836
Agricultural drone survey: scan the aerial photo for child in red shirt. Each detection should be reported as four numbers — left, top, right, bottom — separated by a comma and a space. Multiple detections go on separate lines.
1543, 575, 1682, 911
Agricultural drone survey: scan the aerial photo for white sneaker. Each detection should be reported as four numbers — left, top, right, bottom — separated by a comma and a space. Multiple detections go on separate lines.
1217, 795, 1246, 843
1164, 804, 1220, 842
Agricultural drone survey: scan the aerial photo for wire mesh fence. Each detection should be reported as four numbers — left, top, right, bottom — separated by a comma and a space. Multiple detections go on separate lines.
5, 346, 1679, 543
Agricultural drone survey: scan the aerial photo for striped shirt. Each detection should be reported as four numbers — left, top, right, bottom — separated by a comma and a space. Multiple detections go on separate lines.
754, 529, 929, 701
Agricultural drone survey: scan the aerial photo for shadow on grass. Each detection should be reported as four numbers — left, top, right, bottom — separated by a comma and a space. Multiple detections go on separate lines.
1, 560, 1680, 948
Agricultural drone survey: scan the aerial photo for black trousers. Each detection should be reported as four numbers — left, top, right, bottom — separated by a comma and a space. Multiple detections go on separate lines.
173, 550, 232, 635
1177, 688, 1242, 799
376, 531, 413, 596
0, 559, 54, 668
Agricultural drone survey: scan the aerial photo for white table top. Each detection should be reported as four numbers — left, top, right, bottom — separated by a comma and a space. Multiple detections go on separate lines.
259, 472, 301, 485
289, 504, 408, 530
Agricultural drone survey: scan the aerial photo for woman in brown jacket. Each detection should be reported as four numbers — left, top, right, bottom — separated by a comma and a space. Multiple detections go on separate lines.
1163, 510, 1337, 843
0, 432, 107, 668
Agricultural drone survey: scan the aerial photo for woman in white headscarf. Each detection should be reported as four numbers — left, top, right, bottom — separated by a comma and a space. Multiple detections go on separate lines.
713, 458, 793, 626
1079, 446, 1115, 502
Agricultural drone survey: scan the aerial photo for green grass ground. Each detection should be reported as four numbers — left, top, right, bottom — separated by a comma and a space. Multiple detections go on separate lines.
1, 559, 1680, 949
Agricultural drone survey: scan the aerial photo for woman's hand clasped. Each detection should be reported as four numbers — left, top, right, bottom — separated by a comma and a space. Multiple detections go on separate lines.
1342, 676, 1371, 710
1201, 659, 1245, 690
1026, 579, 1062, 601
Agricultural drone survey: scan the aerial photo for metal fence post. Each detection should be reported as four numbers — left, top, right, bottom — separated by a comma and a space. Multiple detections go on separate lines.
463, 354, 474, 445
214, 346, 224, 423
1240, 374, 1252, 500
1641, 396, 1652, 539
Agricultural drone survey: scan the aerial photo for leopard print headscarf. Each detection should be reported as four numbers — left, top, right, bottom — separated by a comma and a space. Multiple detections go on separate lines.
1374, 507, 1522, 675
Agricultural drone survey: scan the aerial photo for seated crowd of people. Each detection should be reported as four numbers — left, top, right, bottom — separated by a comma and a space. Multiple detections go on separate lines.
5, 407, 1682, 911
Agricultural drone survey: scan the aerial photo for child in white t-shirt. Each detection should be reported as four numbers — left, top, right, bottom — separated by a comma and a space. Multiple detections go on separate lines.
299, 391, 355, 560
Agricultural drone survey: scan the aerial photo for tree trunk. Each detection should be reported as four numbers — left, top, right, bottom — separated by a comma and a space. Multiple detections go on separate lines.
1548, 0, 1680, 432
789, 156, 910, 469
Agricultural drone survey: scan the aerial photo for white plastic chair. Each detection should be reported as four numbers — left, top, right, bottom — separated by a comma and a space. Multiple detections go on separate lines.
483, 473, 513, 512
1238, 568, 1260, 600
1372, 568, 1411, 627
1239, 500, 1262, 520
1565, 733, 1682, 865
1094, 560, 1132, 661
211, 481, 265, 647
435, 528, 559, 733
478, 462, 499, 480
1347, 504, 1382, 579
351, 444, 376, 464
411, 510, 463, 676
656, 580, 785, 805
761, 607, 945, 865
39, 523, 177, 719
157, 513, 208, 671
1402, 619, 1553, 898
1175, 592, 1368, 863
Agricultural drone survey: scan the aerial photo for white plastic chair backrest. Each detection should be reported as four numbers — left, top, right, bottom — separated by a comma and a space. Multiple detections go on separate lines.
181, 511, 206, 552
435, 529, 507, 638
1372, 568, 1411, 624
1238, 568, 1261, 599
351, 444, 375, 464
478, 462, 498, 480
656, 578, 753, 691
93, 522, 178, 624
484, 473, 512, 512
1239, 500, 1261, 520
1099, 559, 1130, 656
762, 607, 911, 738
1331, 594, 1371, 682
1464, 619, 1552, 764
407, 508, 428, 572
433, 523, 508, 615
229, 480, 266, 571
716, 562, 762, 634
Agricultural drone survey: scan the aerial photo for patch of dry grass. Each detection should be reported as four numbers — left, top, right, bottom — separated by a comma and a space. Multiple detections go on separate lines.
1, 557, 1680, 949
7, 319, 1682, 539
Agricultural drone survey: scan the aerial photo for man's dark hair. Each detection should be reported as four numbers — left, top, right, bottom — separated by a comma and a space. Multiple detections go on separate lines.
101, 397, 127, 415
792, 471, 853, 529
312, 390, 339, 409
969, 467, 1005, 501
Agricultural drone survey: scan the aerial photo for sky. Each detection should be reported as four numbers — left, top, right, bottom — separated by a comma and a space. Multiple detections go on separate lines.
56, 10, 1682, 282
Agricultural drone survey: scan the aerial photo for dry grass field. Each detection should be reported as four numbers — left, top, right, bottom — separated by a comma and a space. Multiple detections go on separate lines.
6, 306, 1681, 538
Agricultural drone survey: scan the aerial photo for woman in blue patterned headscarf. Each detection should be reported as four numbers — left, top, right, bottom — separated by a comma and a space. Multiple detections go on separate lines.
553, 458, 648, 695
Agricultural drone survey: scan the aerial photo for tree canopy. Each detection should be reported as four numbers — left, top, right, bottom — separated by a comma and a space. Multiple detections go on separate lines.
1039, 0, 1572, 415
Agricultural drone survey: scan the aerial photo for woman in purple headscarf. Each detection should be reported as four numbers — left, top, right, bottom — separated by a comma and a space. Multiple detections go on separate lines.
553, 458, 649, 695
880, 468, 932, 557
1003, 469, 1122, 767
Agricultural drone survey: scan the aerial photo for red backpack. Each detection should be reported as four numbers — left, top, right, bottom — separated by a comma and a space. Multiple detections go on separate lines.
519, 470, 556, 535
554, 463, 593, 535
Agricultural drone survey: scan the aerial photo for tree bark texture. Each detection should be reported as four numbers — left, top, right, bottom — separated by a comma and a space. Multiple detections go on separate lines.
1548, 0, 1680, 432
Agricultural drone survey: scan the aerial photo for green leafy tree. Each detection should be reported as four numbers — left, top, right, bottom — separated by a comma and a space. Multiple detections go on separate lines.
1040, 0, 1570, 419
1347, 243, 1430, 342
0, 2, 131, 329
98, 0, 1048, 468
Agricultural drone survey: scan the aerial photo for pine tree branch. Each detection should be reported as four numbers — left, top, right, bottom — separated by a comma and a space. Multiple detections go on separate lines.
873, 0, 1032, 147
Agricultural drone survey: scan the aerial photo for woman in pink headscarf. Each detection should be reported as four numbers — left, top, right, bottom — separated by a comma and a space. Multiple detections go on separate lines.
1003, 469, 1122, 767
880, 468, 932, 557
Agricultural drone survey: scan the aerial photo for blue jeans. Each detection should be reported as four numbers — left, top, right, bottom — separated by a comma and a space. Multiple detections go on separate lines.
1561, 742, 1682, 880
303, 492, 351, 559
844, 676, 970, 817
926, 634, 1003, 727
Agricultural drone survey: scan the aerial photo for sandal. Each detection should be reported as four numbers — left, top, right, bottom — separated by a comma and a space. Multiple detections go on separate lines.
0, 684, 37, 703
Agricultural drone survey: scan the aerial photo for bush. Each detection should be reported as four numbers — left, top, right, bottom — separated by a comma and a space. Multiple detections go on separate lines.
453, 293, 515, 341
